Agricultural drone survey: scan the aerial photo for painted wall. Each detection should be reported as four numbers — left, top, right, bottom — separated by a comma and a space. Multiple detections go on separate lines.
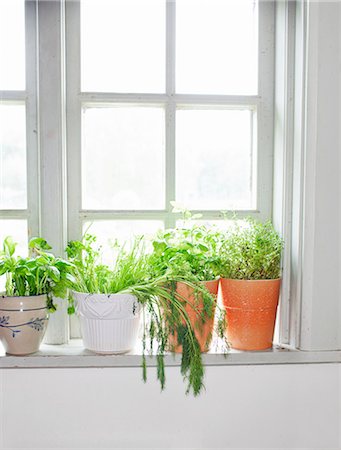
0, 364, 340, 450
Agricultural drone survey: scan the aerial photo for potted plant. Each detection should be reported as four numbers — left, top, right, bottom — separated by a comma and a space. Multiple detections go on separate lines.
0, 236, 74, 355
219, 219, 283, 351
150, 205, 226, 353
66, 234, 207, 395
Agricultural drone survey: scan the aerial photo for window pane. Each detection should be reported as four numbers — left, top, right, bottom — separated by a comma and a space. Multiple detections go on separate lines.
176, 108, 254, 210
0, 0, 25, 90
0, 220, 28, 292
83, 220, 163, 263
0, 104, 27, 209
81, 0, 165, 93
176, 0, 258, 95
82, 106, 165, 210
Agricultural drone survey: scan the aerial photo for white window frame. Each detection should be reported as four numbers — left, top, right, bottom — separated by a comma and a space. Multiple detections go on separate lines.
65, 0, 275, 242
64, 0, 276, 340
0, 0, 39, 241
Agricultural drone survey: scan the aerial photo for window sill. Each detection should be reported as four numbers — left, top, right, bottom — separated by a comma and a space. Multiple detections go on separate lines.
0, 339, 340, 368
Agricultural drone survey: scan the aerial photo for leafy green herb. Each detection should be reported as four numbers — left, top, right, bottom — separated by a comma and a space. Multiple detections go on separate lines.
219, 219, 284, 280
0, 236, 75, 310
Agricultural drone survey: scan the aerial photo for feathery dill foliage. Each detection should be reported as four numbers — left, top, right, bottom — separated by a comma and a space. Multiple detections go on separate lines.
219, 219, 284, 280
0, 236, 75, 311
66, 234, 206, 396
65, 234, 151, 294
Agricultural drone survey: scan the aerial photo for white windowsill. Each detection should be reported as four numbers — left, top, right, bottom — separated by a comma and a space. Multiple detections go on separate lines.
0, 339, 340, 368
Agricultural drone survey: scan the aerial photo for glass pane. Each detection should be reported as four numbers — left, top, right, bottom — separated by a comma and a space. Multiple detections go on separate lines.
82, 106, 165, 210
176, 0, 258, 94
81, 0, 165, 93
0, 220, 28, 292
176, 108, 254, 210
0, 0, 25, 90
83, 220, 164, 263
0, 104, 27, 209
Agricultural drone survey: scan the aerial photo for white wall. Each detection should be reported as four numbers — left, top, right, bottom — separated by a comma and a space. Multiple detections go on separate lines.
0, 364, 340, 450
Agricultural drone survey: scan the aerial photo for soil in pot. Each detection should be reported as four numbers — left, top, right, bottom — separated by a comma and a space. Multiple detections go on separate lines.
169, 279, 219, 353
220, 278, 280, 351
0, 294, 49, 355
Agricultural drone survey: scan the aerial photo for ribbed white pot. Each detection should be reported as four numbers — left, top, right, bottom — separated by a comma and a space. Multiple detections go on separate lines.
72, 291, 142, 354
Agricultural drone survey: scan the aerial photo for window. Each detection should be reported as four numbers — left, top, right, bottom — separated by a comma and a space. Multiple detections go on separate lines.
0, 0, 39, 261
66, 0, 274, 248
0, 0, 276, 344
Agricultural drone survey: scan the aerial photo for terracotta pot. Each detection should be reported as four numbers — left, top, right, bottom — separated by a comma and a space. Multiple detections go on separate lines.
73, 291, 142, 354
169, 279, 219, 353
0, 294, 49, 355
220, 278, 281, 351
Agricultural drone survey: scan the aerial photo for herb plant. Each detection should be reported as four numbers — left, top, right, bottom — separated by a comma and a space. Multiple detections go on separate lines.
150, 204, 222, 281
66, 234, 209, 396
149, 205, 227, 354
0, 236, 75, 310
219, 219, 284, 280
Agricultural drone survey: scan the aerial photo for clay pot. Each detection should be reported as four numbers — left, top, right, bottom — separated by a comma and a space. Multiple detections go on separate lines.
73, 291, 142, 354
220, 278, 281, 351
0, 294, 49, 355
169, 279, 219, 353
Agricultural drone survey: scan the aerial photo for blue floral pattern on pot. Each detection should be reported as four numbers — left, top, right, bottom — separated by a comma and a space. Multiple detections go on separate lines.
0, 315, 48, 338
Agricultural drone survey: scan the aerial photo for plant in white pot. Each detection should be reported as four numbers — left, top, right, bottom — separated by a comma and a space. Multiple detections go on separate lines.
0, 236, 74, 355
66, 234, 208, 395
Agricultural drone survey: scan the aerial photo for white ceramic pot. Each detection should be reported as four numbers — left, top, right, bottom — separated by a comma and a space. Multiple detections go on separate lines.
0, 294, 49, 355
72, 291, 142, 354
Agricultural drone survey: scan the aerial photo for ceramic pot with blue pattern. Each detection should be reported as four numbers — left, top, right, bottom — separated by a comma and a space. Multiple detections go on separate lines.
0, 294, 49, 355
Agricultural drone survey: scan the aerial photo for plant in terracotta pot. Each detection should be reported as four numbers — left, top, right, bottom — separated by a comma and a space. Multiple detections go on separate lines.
66, 234, 207, 395
219, 219, 283, 351
0, 236, 75, 355
149, 206, 227, 353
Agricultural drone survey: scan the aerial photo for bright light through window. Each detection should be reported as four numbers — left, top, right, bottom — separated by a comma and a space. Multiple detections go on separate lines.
0, 0, 25, 90
82, 106, 165, 210
0, 103, 27, 209
176, 108, 254, 210
81, 0, 166, 93
176, 0, 258, 95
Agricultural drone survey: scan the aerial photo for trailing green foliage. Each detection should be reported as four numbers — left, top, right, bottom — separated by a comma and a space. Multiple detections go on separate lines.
66, 234, 209, 396
0, 236, 75, 310
149, 205, 228, 354
219, 219, 284, 280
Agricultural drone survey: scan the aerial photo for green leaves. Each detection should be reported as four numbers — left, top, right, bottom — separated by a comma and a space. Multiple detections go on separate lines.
2, 236, 16, 257
29, 237, 52, 252
219, 219, 284, 280
150, 223, 221, 282
0, 236, 75, 302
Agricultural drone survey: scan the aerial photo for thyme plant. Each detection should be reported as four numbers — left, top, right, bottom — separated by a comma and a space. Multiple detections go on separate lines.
0, 236, 75, 310
219, 219, 284, 280
66, 234, 208, 396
